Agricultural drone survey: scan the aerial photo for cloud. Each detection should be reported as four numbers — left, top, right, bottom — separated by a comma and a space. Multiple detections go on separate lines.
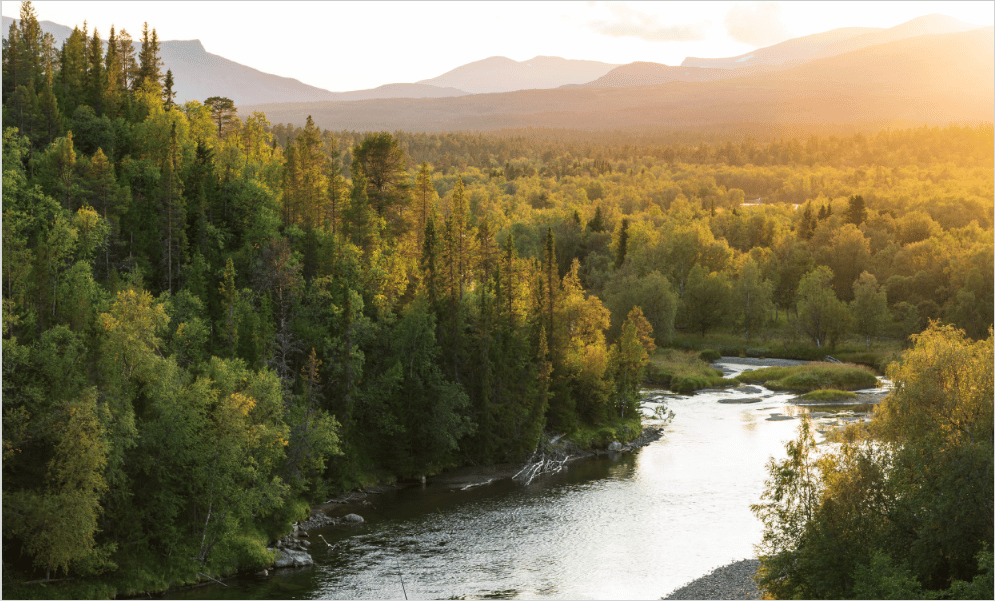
724, 2, 793, 46
588, 2, 709, 43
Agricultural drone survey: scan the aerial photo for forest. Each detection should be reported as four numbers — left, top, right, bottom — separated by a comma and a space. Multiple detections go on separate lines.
2, 3, 992, 597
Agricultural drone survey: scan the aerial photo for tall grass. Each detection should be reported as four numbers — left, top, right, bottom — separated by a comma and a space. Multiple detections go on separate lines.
735, 362, 878, 392
669, 327, 902, 371
645, 348, 738, 393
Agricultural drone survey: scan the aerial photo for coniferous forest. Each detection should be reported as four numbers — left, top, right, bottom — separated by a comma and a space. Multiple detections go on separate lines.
2, 3, 992, 598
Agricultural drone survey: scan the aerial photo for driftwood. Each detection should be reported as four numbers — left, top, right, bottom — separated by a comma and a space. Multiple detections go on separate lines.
514, 434, 571, 485
198, 572, 228, 587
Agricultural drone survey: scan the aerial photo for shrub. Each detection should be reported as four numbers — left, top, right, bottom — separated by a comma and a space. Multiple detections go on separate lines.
699, 349, 721, 362
737, 363, 877, 392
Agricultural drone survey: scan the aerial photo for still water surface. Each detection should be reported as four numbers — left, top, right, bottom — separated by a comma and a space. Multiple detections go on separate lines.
168, 361, 855, 600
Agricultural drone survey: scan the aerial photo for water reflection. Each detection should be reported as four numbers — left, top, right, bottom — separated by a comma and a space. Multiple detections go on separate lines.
164, 361, 890, 600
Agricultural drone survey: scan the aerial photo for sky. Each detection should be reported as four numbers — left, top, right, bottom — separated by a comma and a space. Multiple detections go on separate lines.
4, 1, 993, 92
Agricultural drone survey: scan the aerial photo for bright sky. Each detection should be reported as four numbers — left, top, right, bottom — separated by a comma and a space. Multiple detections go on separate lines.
5, 1, 993, 92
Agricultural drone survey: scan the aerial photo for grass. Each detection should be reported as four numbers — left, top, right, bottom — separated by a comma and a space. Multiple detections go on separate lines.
566, 415, 643, 449
796, 389, 858, 402
735, 362, 878, 392
645, 348, 738, 393
669, 325, 904, 372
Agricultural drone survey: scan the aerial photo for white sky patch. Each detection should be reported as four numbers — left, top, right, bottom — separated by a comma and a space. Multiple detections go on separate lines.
725, 2, 793, 46
588, 2, 710, 42
5, 1, 993, 91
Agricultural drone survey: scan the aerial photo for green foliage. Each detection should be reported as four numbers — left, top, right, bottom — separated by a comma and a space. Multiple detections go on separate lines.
698, 349, 721, 362
796, 266, 850, 348
564, 415, 642, 449
753, 325, 994, 599
795, 389, 857, 402
645, 348, 732, 392
736, 362, 877, 392
3, 28, 992, 594
681, 264, 731, 337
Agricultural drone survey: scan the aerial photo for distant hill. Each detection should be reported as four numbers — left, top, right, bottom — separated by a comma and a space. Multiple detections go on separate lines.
2, 16, 464, 106
805, 13, 984, 61
244, 27, 993, 133
416, 55, 620, 93
681, 13, 980, 69
573, 61, 791, 88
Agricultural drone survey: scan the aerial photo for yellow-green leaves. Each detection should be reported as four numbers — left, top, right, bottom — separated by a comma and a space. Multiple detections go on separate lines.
877, 323, 994, 446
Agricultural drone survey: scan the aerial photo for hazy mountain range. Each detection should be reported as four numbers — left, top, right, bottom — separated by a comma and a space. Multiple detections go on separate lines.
3, 13, 991, 132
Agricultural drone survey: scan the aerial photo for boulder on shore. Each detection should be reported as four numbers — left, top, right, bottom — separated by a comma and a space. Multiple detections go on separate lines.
269, 547, 313, 569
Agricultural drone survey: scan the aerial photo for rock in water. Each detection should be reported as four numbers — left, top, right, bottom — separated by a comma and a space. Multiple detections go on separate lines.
608, 441, 623, 451
342, 513, 364, 524
268, 547, 314, 569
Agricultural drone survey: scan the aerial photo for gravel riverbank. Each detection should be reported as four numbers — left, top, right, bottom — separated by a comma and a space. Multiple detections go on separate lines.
663, 559, 762, 600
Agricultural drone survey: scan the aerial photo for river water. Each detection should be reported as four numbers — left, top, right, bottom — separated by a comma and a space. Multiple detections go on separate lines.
167, 360, 881, 600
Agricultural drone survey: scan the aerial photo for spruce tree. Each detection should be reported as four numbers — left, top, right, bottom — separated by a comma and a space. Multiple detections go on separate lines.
103, 27, 121, 116
86, 28, 105, 115
161, 123, 185, 293
134, 22, 162, 91
414, 161, 435, 247
162, 69, 176, 111
115, 28, 137, 91
615, 218, 629, 269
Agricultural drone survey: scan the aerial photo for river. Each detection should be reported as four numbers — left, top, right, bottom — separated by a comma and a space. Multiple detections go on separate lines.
165, 359, 881, 600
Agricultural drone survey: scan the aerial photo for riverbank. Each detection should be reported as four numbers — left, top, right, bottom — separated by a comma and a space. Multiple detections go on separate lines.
663, 559, 761, 600
306, 424, 667, 517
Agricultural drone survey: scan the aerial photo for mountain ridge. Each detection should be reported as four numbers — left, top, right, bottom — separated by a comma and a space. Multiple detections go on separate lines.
680, 13, 980, 70
243, 27, 993, 133
416, 55, 620, 93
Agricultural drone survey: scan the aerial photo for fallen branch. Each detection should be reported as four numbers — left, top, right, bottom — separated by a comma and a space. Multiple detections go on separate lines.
514, 435, 571, 485
198, 572, 228, 587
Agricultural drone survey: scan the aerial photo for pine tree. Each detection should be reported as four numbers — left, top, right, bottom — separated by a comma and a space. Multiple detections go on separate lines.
115, 28, 138, 91
420, 212, 440, 310
2, 16, 22, 100
326, 155, 347, 236
103, 27, 121, 116
414, 161, 436, 247
58, 25, 88, 117
86, 28, 105, 115
444, 176, 474, 301
543, 226, 557, 348
846, 194, 867, 226
134, 22, 163, 91
161, 123, 185, 293
615, 218, 629, 269
37, 62, 61, 147
281, 142, 299, 225
351, 132, 410, 235
53, 131, 77, 212
12, 1, 45, 92
204, 96, 237, 140
162, 69, 176, 111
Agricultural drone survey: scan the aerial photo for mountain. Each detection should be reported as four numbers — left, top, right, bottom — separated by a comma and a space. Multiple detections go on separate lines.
416, 55, 620, 93
2, 15, 74, 45
573, 61, 793, 88
244, 27, 993, 133
2, 16, 464, 106
575, 62, 733, 87
681, 27, 881, 69
806, 13, 984, 61
681, 14, 981, 70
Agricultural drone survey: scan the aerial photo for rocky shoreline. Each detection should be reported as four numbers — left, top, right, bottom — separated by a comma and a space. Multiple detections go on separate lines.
265, 424, 668, 569
663, 559, 762, 600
